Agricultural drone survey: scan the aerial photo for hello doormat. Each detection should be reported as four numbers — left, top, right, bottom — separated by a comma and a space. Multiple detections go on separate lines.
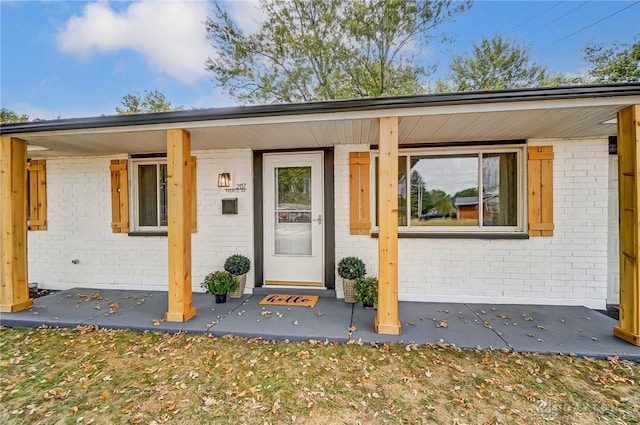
259, 294, 319, 308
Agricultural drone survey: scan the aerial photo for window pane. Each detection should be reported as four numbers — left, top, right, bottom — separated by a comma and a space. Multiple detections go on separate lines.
375, 156, 407, 226
138, 164, 158, 226
398, 156, 407, 226
410, 155, 478, 227
483, 153, 518, 226
159, 164, 168, 227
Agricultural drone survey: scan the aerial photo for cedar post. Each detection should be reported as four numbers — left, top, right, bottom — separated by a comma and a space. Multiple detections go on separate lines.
0, 137, 33, 312
375, 117, 401, 335
614, 105, 640, 345
165, 129, 196, 322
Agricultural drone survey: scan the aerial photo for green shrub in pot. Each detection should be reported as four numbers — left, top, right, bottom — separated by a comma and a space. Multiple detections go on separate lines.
337, 257, 366, 303
337, 257, 366, 280
224, 254, 251, 298
354, 277, 378, 308
202, 271, 239, 303
224, 254, 251, 276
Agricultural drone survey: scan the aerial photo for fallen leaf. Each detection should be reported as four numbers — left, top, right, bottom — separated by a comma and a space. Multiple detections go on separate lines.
449, 363, 465, 373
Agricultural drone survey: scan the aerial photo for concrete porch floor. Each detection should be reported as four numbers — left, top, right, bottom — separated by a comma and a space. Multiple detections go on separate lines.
1, 288, 638, 360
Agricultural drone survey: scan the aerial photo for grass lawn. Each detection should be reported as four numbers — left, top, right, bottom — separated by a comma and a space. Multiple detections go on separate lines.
1, 327, 638, 425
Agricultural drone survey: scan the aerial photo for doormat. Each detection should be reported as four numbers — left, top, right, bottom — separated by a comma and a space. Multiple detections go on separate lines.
259, 294, 319, 308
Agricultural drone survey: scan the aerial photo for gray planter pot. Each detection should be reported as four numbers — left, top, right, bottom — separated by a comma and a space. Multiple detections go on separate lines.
229, 273, 247, 298
342, 279, 356, 303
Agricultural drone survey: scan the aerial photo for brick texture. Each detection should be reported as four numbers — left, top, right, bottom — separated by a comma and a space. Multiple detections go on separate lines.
29, 139, 611, 309
28, 149, 254, 293
334, 139, 609, 309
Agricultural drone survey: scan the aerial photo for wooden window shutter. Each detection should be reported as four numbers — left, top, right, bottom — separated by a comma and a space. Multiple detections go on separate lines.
527, 146, 554, 237
110, 159, 129, 233
191, 156, 197, 233
349, 151, 371, 235
28, 159, 47, 230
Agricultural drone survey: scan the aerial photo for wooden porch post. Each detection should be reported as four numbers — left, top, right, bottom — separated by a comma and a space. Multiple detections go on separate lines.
165, 129, 197, 322
0, 137, 33, 312
375, 117, 401, 335
614, 105, 640, 346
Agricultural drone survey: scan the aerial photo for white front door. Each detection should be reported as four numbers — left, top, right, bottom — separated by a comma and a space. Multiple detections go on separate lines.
263, 152, 324, 286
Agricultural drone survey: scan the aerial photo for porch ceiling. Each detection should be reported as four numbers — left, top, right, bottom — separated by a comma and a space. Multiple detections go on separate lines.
11, 100, 632, 157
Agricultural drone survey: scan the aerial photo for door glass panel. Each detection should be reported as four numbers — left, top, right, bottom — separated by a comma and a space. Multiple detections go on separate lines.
138, 164, 158, 226
275, 166, 312, 255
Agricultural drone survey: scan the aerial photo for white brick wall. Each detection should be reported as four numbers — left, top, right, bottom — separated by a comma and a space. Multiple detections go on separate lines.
28, 149, 254, 293
334, 139, 609, 309
30, 138, 611, 309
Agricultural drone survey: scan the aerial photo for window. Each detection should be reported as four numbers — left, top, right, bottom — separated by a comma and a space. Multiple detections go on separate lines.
375, 146, 524, 232
132, 160, 168, 230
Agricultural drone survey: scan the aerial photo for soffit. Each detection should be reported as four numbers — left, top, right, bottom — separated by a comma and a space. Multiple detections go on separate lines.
18, 103, 625, 157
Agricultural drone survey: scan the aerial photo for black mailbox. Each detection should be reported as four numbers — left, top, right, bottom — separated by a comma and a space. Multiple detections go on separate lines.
222, 198, 238, 214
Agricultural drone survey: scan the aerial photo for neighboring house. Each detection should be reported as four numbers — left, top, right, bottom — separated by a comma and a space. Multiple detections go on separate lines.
454, 194, 499, 223
454, 196, 479, 220
1, 84, 639, 342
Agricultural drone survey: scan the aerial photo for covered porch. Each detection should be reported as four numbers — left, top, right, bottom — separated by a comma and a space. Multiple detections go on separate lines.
1, 287, 639, 360
1, 85, 640, 342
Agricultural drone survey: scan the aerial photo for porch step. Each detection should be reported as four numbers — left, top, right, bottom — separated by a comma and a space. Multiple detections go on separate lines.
253, 287, 336, 299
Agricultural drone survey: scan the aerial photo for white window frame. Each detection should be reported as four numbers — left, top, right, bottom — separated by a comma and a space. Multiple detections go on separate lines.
131, 158, 168, 232
372, 144, 526, 233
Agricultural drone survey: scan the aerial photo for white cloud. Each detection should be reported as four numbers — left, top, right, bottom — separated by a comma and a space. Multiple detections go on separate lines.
224, 0, 262, 34
56, 0, 215, 84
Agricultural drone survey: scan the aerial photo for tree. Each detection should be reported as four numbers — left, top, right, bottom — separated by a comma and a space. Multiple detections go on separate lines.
436, 35, 555, 92
424, 189, 453, 213
410, 170, 427, 217
116, 90, 183, 115
453, 187, 478, 200
205, 0, 471, 103
1, 108, 29, 124
582, 37, 640, 83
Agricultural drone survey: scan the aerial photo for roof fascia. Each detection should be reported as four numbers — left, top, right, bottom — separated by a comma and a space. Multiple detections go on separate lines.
2, 84, 639, 136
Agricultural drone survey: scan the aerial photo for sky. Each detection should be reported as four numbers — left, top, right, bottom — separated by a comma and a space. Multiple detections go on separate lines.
1, 0, 638, 120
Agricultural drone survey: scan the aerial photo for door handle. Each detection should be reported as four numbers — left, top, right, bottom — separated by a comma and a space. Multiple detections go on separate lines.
313, 214, 322, 225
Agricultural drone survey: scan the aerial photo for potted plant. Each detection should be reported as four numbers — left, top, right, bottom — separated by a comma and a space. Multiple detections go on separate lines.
224, 254, 251, 298
202, 271, 239, 304
337, 257, 366, 303
354, 277, 378, 308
